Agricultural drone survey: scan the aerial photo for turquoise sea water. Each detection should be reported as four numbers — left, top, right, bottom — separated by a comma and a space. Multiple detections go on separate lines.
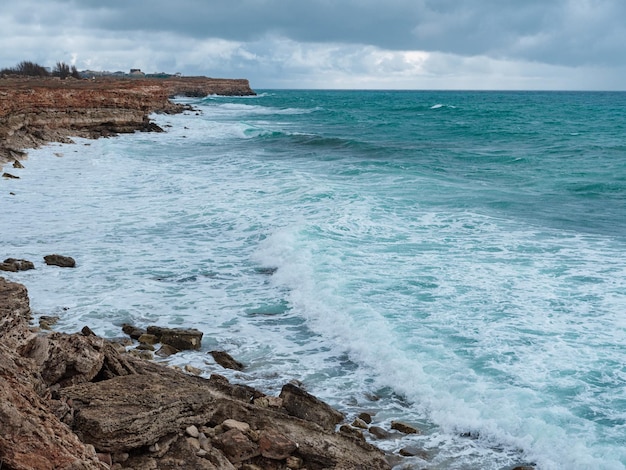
2, 90, 626, 469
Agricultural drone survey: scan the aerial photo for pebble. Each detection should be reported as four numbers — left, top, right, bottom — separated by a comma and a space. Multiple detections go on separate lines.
186, 425, 200, 438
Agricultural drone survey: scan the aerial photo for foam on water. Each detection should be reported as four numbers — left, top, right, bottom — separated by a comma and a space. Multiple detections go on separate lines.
3, 90, 626, 470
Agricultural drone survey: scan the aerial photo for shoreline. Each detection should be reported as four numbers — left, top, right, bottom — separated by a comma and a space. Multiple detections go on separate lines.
0, 77, 401, 469
0, 84, 540, 468
0, 76, 255, 166
0, 276, 397, 469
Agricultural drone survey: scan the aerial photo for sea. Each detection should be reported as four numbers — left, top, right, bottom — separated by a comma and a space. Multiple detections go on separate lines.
2, 90, 626, 469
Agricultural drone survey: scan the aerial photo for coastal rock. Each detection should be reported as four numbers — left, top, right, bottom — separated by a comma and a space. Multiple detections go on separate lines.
214, 429, 260, 463
1, 277, 391, 469
0, 76, 255, 164
121, 323, 146, 340
13, 159, 25, 168
391, 420, 420, 434
279, 382, 345, 432
0, 258, 35, 272
258, 428, 298, 460
209, 349, 245, 370
0, 277, 107, 470
2, 172, 19, 178
44, 254, 76, 267
39, 315, 60, 329
146, 325, 203, 350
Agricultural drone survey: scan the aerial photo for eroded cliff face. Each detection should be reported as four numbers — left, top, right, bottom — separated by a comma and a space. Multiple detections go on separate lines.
0, 77, 255, 163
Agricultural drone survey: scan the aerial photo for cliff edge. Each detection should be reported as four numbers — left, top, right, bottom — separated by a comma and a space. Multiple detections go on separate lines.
0, 76, 255, 164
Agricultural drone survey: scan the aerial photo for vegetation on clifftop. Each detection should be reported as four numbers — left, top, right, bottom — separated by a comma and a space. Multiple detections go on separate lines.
1, 60, 80, 79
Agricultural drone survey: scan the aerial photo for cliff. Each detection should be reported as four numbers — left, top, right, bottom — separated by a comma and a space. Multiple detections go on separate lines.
0, 276, 392, 469
0, 77, 255, 164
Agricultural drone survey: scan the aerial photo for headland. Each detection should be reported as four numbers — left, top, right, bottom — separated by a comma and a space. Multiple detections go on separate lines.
0, 76, 255, 164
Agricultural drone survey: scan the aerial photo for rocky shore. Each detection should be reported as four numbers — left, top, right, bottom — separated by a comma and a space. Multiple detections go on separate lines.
1, 78, 538, 470
0, 76, 255, 164
0, 276, 397, 469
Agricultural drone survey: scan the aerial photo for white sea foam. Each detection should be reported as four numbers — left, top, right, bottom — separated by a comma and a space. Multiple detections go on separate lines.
4, 92, 626, 469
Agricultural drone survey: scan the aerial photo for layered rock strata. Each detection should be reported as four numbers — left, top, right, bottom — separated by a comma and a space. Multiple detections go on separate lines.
0, 76, 255, 163
0, 277, 391, 469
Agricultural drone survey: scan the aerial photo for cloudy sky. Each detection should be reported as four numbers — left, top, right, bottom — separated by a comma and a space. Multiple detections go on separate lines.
2, 0, 625, 90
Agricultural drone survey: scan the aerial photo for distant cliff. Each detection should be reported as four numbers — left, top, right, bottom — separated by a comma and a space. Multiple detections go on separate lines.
0, 77, 255, 163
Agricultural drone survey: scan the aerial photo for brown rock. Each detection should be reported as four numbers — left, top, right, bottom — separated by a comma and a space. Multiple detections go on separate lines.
0, 278, 107, 470
222, 418, 251, 434
2, 172, 19, 178
351, 417, 369, 429
0, 258, 35, 272
279, 382, 344, 431
155, 343, 180, 357
391, 420, 420, 434
214, 429, 260, 463
258, 428, 298, 460
358, 411, 373, 424
39, 315, 60, 329
209, 350, 244, 370
368, 426, 393, 439
44, 254, 76, 268
146, 325, 203, 350
137, 333, 158, 345
339, 424, 366, 441
121, 323, 146, 340
12, 159, 24, 168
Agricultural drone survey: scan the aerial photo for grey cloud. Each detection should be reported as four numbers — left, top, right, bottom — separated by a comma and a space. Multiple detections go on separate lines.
36, 0, 625, 67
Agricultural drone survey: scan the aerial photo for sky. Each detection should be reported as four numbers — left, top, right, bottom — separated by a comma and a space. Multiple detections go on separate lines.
1, 0, 625, 90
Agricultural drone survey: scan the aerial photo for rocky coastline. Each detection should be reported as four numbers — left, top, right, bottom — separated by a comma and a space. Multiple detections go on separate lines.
0, 276, 397, 469
0, 76, 255, 165
0, 77, 399, 470
0, 79, 538, 470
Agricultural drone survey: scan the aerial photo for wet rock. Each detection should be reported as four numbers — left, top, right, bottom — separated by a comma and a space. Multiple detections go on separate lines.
279, 382, 345, 432
121, 323, 145, 340
146, 325, 203, 350
82, 325, 96, 336
2, 172, 19, 178
399, 445, 431, 459
155, 343, 180, 357
184, 364, 202, 375
39, 315, 60, 330
209, 350, 244, 370
352, 417, 369, 429
391, 420, 420, 434
258, 428, 298, 460
137, 333, 158, 345
44, 254, 76, 268
358, 411, 373, 424
13, 159, 24, 168
340, 424, 366, 441
0, 258, 35, 272
214, 429, 260, 463
369, 426, 393, 439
